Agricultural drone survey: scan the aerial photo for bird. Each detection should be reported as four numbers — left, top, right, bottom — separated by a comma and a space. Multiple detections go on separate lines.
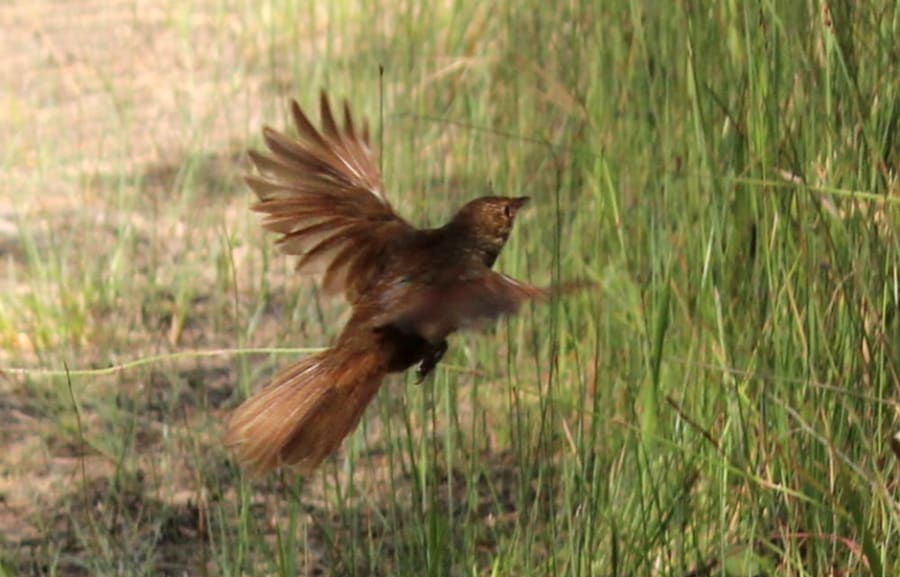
225, 91, 578, 476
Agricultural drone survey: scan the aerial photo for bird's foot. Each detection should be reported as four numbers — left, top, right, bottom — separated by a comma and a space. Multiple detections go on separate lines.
416, 340, 448, 384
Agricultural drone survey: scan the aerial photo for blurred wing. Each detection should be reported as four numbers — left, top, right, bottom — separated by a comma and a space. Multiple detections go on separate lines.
246, 91, 414, 299
372, 270, 551, 343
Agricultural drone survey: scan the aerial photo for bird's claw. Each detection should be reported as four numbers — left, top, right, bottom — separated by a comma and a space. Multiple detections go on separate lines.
416, 340, 448, 384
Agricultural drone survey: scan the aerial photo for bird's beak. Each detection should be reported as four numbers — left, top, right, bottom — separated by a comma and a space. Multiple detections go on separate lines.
510, 196, 530, 214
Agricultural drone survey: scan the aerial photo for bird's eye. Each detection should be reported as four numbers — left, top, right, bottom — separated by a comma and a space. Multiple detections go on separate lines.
503, 204, 513, 219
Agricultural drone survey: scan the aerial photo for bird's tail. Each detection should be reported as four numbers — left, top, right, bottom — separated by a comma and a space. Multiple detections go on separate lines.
224, 346, 388, 476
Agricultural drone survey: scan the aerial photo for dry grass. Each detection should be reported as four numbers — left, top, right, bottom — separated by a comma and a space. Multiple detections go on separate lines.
1, 0, 311, 568
2, 1, 897, 576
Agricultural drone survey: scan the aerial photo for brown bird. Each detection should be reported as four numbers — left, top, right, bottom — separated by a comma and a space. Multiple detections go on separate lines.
226, 92, 575, 476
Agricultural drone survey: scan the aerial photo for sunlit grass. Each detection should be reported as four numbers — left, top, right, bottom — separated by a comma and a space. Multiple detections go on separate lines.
1, 0, 897, 576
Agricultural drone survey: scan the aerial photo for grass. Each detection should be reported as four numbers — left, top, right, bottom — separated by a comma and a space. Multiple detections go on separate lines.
1, 0, 897, 576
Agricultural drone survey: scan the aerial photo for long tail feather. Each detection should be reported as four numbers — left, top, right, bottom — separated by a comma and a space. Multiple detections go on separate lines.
225, 348, 387, 476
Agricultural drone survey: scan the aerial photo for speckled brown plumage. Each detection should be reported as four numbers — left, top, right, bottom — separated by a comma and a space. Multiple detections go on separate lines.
225, 92, 577, 476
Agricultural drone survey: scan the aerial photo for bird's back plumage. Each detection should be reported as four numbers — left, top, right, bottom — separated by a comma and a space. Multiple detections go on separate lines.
226, 92, 573, 476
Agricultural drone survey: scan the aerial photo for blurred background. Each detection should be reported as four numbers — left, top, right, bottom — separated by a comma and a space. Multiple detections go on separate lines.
1, 1, 897, 576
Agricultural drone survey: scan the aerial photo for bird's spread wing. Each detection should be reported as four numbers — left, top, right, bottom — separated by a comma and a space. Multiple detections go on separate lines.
371, 270, 554, 343
246, 91, 414, 300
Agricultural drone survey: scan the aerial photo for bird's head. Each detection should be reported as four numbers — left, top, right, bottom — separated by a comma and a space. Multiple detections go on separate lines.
448, 196, 529, 267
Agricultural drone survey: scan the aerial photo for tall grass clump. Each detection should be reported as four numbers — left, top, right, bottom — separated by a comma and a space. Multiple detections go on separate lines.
1, 1, 896, 576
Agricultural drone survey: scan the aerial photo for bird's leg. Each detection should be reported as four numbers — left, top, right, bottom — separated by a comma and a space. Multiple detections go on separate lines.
416, 340, 448, 384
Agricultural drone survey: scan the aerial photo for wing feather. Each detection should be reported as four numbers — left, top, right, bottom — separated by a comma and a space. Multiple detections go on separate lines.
372, 270, 551, 343
248, 91, 414, 300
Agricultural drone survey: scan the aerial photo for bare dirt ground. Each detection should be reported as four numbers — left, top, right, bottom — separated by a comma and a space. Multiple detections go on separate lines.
1, 1, 279, 569
0, 0, 275, 291
1, 0, 268, 182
